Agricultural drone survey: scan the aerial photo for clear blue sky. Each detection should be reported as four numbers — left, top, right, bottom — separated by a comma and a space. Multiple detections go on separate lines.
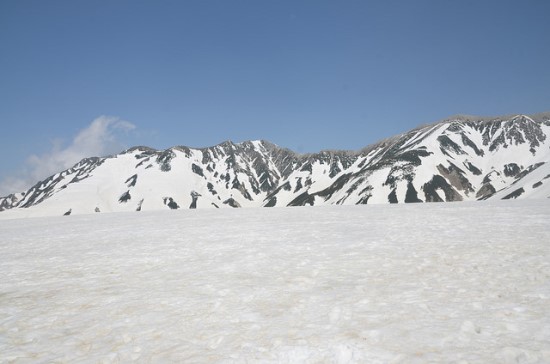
1, 0, 549, 195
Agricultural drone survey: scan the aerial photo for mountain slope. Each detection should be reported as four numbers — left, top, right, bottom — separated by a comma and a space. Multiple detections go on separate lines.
286, 113, 550, 206
1, 113, 549, 217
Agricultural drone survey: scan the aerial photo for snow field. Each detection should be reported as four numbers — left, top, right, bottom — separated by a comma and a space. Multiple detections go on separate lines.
1, 200, 550, 363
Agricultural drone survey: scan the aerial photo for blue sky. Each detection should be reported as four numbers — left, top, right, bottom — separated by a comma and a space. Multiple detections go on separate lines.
1, 0, 549, 195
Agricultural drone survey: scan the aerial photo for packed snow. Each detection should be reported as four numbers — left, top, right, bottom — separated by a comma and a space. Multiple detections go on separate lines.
1, 200, 550, 363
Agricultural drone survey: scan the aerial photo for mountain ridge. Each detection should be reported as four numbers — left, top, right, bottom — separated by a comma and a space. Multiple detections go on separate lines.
1, 113, 549, 218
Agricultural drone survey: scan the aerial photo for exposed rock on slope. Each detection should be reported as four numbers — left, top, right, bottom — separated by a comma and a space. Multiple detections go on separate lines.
1, 113, 549, 217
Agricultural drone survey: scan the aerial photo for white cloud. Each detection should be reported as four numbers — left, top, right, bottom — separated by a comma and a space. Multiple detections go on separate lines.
0, 116, 135, 197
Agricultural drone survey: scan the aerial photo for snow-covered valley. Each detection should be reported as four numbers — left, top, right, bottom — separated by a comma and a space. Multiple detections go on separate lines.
1, 200, 550, 363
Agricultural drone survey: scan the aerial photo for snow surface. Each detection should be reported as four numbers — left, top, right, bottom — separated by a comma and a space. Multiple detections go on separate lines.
1, 200, 550, 363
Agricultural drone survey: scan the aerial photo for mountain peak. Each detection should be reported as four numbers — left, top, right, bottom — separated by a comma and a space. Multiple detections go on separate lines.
1, 112, 549, 217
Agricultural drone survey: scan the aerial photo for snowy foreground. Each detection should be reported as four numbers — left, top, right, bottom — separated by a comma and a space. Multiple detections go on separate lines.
1, 200, 550, 363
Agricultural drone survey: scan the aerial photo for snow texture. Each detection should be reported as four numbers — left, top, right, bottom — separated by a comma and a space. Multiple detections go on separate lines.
1, 200, 550, 363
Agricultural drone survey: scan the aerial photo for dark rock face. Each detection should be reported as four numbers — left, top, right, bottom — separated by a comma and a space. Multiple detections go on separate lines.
0, 193, 22, 212
157, 150, 176, 172
264, 196, 277, 207
388, 189, 398, 204
125, 174, 138, 187
119, 191, 131, 203
476, 183, 496, 200
136, 199, 144, 211
207, 182, 217, 195
189, 191, 201, 209
405, 181, 422, 203
423, 175, 462, 202
438, 135, 466, 156
356, 194, 371, 204
288, 192, 315, 207
163, 197, 179, 209
461, 133, 484, 156
503, 188, 525, 199
464, 162, 482, 175
191, 164, 204, 177
437, 163, 474, 195
504, 163, 521, 177
294, 178, 303, 192
223, 198, 241, 208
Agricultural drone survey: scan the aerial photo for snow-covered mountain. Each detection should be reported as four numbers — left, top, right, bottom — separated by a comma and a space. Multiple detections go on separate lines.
1, 113, 550, 217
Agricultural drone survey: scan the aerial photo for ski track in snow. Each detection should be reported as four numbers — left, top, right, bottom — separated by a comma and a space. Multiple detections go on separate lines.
1, 200, 550, 363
